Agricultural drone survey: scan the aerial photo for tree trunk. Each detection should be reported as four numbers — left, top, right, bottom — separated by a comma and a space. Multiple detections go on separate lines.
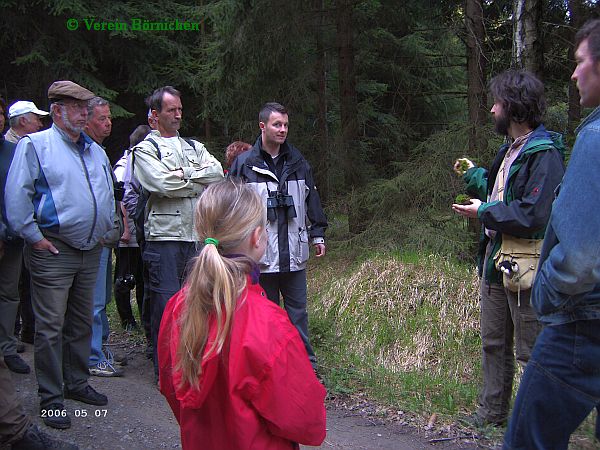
314, 0, 330, 202
336, 0, 360, 189
465, 0, 488, 155
513, 0, 543, 77
567, 0, 584, 135
200, 0, 211, 140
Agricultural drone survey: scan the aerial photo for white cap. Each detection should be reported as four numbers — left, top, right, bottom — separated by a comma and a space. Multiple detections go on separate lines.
8, 101, 50, 119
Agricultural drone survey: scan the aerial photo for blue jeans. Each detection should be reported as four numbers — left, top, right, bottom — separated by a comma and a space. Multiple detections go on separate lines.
503, 320, 600, 449
89, 246, 111, 366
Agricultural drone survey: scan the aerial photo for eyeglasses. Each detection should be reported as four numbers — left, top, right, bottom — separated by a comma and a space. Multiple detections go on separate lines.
57, 102, 88, 112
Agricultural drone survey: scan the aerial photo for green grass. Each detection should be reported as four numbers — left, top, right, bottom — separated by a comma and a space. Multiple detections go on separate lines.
308, 251, 482, 421
307, 235, 600, 447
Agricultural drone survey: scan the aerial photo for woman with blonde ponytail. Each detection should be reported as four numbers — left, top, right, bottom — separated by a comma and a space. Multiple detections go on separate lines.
158, 179, 326, 450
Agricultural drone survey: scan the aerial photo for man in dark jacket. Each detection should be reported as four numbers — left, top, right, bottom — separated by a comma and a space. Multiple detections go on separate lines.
229, 102, 327, 369
452, 70, 565, 427
0, 134, 30, 375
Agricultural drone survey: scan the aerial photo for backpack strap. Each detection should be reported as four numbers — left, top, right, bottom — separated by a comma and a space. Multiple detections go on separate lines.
131, 137, 162, 182
182, 137, 195, 151
145, 137, 162, 159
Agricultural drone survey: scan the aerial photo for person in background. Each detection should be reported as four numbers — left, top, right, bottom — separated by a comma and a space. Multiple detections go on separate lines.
0, 123, 29, 374
84, 96, 126, 378
4, 100, 48, 143
4, 100, 47, 351
122, 120, 155, 360
113, 125, 150, 340
224, 141, 251, 173
158, 179, 326, 450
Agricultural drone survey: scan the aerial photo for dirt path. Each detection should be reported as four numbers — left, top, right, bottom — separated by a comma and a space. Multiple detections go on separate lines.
8, 335, 488, 450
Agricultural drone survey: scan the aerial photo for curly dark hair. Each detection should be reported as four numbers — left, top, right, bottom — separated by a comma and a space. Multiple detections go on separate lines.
489, 69, 546, 129
575, 19, 600, 63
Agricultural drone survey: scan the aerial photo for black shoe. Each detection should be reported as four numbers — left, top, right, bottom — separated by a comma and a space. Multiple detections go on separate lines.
16, 342, 25, 353
12, 424, 78, 449
64, 385, 108, 406
40, 404, 71, 430
5, 354, 31, 374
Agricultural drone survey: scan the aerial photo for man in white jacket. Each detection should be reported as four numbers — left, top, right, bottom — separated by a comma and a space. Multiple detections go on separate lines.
132, 85, 223, 378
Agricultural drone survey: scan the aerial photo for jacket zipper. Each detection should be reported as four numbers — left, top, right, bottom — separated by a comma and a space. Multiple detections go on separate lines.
78, 146, 98, 245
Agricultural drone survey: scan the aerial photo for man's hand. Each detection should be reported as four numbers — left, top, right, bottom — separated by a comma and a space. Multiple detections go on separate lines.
171, 169, 184, 179
453, 158, 475, 176
32, 238, 59, 255
120, 205, 131, 244
120, 227, 131, 244
452, 198, 482, 218
314, 243, 326, 257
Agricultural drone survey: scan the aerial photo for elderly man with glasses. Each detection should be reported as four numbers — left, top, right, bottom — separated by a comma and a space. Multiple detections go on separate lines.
4, 81, 115, 430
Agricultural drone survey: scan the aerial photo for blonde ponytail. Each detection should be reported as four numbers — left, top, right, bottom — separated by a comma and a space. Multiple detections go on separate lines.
176, 179, 265, 389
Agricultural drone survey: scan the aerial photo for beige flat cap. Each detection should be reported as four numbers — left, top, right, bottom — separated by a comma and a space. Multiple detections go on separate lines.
47, 80, 95, 101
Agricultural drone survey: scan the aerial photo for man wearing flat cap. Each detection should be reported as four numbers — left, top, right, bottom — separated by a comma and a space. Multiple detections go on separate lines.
4, 101, 48, 144
5, 80, 115, 430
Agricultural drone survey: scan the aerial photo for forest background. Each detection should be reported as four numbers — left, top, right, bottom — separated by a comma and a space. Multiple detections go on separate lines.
2, 0, 599, 447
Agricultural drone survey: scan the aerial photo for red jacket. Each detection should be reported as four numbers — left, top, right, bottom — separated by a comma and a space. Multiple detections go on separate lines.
158, 278, 327, 450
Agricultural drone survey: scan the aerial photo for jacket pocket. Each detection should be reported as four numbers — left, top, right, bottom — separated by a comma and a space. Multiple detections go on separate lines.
35, 193, 47, 220
182, 147, 200, 166
260, 227, 277, 268
295, 227, 309, 265
147, 212, 183, 239
573, 320, 600, 375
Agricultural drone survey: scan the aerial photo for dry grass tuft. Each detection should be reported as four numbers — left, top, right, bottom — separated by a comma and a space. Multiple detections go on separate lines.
311, 253, 480, 382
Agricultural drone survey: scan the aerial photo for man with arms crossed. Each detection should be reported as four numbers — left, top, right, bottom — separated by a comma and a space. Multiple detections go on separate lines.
133, 86, 223, 378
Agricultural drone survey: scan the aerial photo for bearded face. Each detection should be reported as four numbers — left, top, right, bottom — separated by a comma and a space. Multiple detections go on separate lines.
491, 100, 510, 136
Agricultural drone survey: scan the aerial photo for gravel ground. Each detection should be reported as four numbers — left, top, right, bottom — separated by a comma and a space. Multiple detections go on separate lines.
6, 333, 495, 450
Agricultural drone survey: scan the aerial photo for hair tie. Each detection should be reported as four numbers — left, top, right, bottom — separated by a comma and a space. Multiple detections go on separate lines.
204, 237, 219, 246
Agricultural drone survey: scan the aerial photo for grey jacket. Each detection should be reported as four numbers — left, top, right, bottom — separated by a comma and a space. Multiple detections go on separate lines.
229, 137, 327, 273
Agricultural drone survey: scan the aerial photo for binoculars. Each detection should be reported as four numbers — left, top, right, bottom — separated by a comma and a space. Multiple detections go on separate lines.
115, 274, 136, 293
266, 191, 297, 222
114, 181, 125, 202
